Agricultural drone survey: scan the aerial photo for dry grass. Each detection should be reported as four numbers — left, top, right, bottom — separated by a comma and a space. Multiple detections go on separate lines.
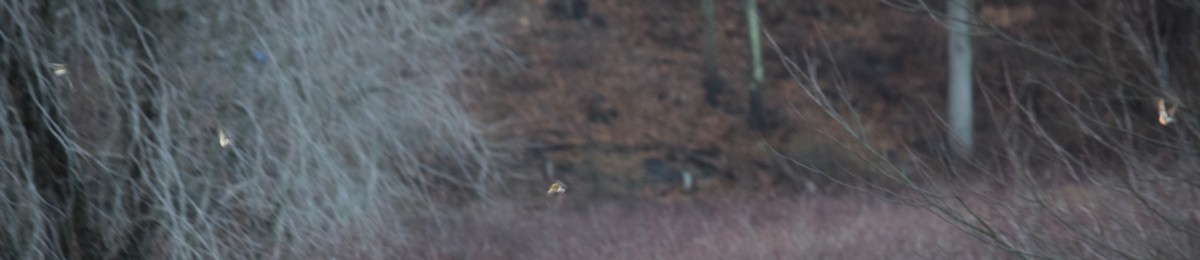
398, 182, 1193, 259
2, 0, 497, 259
402, 196, 995, 259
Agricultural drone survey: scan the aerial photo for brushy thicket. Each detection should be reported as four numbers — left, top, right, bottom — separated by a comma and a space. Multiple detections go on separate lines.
2, 0, 496, 259
782, 1, 1200, 259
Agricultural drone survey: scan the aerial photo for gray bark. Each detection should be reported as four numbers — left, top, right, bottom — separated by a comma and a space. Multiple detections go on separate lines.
745, 0, 765, 130
946, 0, 974, 152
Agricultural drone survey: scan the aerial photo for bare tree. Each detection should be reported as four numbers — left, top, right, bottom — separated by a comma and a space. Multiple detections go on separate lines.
1, 0, 498, 258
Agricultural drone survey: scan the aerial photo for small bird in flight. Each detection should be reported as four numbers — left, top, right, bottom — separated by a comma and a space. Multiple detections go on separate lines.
546, 180, 566, 197
1156, 97, 1179, 126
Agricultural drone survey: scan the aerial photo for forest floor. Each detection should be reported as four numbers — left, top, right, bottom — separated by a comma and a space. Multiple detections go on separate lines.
459, 0, 994, 200
445, 2, 959, 257
430, 0, 1095, 258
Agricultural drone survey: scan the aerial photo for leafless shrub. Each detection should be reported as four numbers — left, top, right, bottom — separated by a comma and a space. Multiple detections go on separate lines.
2, 0, 496, 258
772, 0, 1200, 258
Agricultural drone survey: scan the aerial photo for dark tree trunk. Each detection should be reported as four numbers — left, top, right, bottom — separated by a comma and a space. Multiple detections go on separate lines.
3, 27, 88, 260
2, 1, 163, 258
701, 0, 728, 108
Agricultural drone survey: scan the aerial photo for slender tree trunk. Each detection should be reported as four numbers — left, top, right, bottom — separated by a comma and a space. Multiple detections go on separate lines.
745, 0, 765, 131
946, 0, 974, 153
702, 0, 717, 74
701, 0, 727, 107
